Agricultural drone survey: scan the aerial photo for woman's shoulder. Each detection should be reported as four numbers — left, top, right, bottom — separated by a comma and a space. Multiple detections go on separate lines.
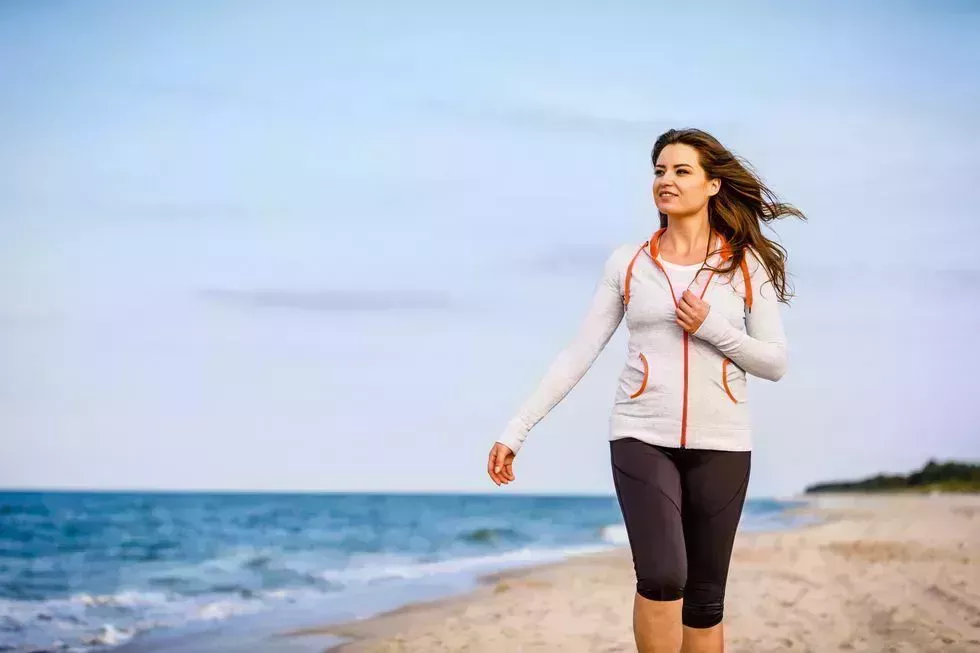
603, 241, 648, 275
740, 245, 774, 282
611, 240, 651, 263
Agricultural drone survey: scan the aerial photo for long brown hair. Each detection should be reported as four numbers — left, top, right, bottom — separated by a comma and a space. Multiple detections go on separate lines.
651, 128, 805, 303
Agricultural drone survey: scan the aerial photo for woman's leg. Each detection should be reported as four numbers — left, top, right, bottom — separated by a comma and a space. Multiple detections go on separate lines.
634, 594, 682, 653
678, 449, 751, 653
610, 438, 687, 653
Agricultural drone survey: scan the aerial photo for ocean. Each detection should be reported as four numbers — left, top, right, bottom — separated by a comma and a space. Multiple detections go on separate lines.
0, 491, 812, 652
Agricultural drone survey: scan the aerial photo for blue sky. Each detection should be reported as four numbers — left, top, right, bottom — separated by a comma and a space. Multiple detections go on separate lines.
2, 0, 978, 497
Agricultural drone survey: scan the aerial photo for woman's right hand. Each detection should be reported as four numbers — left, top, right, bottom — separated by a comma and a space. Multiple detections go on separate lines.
487, 443, 516, 486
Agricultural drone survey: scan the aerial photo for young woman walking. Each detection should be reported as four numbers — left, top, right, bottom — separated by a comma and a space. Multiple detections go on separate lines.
486, 128, 805, 652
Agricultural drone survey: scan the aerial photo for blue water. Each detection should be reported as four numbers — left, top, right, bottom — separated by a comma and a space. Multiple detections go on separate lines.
0, 491, 811, 652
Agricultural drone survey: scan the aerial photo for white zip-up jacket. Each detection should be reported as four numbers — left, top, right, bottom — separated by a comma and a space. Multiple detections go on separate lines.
496, 228, 787, 455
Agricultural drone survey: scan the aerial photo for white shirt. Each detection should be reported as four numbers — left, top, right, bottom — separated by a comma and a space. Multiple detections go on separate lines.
656, 256, 704, 302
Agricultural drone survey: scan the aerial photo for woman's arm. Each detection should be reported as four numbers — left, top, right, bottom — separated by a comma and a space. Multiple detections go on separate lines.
495, 248, 627, 455
691, 249, 787, 381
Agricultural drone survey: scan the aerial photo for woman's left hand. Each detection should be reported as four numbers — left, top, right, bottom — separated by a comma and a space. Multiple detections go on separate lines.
676, 290, 710, 333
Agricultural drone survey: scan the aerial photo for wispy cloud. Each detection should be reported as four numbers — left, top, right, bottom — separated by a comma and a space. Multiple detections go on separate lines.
198, 288, 454, 312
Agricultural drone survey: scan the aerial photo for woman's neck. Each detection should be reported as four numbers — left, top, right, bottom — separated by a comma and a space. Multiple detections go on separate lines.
659, 214, 712, 263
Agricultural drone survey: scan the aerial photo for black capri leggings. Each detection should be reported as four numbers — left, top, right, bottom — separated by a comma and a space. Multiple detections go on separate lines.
610, 437, 751, 629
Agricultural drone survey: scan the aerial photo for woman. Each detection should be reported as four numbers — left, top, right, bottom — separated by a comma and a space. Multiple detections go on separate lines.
486, 128, 804, 653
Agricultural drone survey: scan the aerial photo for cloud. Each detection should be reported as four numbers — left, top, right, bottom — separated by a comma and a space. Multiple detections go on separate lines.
198, 288, 454, 312
492, 105, 663, 139
420, 94, 671, 142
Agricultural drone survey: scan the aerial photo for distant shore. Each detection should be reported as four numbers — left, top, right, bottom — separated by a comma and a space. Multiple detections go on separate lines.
803, 460, 980, 494
275, 493, 980, 652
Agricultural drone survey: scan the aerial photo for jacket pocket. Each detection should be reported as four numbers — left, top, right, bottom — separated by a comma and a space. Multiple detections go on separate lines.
722, 358, 743, 403
630, 353, 650, 399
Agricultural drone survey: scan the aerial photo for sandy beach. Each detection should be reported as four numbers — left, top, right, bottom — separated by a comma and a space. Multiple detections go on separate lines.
277, 493, 980, 653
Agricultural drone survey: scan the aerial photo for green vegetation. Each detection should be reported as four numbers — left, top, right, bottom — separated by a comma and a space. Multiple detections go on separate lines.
805, 460, 980, 494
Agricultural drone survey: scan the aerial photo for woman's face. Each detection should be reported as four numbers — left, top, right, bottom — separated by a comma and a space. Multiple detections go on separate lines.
653, 143, 720, 217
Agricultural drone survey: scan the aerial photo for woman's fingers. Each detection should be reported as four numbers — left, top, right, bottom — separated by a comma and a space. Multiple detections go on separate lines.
502, 460, 515, 481
675, 301, 694, 331
487, 449, 502, 485
680, 291, 708, 319
493, 449, 507, 485
487, 446, 514, 485
681, 289, 703, 309
496, 448, 514, 484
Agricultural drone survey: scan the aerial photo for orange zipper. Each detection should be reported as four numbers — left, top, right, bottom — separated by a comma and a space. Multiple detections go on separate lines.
646, 229, 718, 449
681, 332, 689, 446
647, 256, 690, 447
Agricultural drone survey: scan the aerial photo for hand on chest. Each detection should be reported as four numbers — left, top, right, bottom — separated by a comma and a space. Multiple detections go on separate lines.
624, 262, 746, 331
621, 229, 753, 333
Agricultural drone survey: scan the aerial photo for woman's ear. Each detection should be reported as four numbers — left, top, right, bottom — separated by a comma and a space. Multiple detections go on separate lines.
708, 179, 722, 197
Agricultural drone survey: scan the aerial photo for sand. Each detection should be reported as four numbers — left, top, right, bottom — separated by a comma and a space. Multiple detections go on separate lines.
276, 493, 980, 653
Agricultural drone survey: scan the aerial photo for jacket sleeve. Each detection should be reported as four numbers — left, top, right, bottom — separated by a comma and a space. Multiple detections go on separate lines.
690, 248, 787, 381
495, 248, 627, 455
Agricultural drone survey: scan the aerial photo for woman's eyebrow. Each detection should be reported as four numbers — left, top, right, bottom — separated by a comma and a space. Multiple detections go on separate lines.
654, 163, 693, 169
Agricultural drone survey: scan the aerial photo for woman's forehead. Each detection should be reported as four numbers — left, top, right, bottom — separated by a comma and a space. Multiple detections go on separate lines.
655, 143, 700, 167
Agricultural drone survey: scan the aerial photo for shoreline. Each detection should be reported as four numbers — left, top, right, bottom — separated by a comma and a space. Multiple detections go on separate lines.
276, 495, 826, 651
280, 551, 632, 651
274, 493, 980, 652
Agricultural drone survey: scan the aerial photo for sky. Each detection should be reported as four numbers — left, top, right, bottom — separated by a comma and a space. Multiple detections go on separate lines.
1, 0, 978, 498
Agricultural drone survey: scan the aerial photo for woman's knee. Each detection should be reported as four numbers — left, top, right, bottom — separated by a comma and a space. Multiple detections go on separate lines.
681, 581, 725, 628
635, 567, 685, 602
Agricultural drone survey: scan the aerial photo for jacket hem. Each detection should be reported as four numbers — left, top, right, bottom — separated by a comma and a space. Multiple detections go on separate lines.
609, 419, 752, 452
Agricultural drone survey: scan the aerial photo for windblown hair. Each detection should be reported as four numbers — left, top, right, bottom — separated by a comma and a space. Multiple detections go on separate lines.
651, 128, 806, 303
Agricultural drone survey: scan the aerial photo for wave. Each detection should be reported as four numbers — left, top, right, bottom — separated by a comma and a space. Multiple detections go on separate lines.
0, 588, 284, 653
315, 543, 615, 586
0, 542, 619, 652
456, 525, 529, 544
599, 524, 629, 546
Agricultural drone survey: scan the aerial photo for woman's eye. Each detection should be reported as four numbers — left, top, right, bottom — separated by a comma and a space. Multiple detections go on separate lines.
677, 169, 688, 174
